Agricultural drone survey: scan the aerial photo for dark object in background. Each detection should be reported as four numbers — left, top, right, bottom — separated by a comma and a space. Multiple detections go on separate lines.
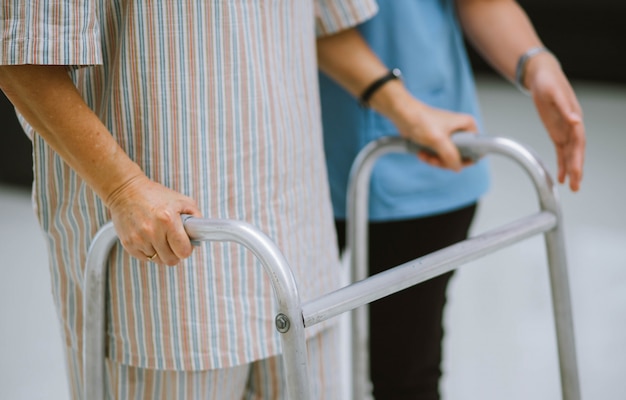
1, 91, 33, 188
1, 0, 624, 187
468, 0, 626, 84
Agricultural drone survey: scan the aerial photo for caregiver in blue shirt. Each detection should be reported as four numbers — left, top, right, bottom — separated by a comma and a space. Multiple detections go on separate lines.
317, 0, 586, 398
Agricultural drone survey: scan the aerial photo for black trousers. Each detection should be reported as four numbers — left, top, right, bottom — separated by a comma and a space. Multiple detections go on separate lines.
335, 204, 477, 400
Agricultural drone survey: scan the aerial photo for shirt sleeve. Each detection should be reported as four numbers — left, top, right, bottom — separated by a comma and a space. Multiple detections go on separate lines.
1, 0, 102, 66
314, 0, 378, 37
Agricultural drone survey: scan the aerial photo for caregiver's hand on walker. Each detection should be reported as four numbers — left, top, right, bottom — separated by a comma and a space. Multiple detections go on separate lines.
375, 90, 480, 172
316, 28, 479, 173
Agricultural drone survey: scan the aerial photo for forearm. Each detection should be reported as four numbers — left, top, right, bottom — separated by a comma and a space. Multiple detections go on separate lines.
457, 0, 585, 191
0, 65, 144, 204
457, 0, 546, 82
316, 28, 414, 123
316, 28, 479, 171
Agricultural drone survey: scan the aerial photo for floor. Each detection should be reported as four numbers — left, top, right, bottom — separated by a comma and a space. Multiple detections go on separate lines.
1, 75, 624, 399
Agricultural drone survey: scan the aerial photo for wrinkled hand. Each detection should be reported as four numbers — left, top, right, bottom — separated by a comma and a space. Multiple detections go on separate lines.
106, 175, 202, 266
526, 54, 586, 191
390, 96, 479, 171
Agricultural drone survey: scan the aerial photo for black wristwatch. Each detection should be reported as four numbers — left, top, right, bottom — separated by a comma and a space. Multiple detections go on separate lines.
359, 68, 402, 108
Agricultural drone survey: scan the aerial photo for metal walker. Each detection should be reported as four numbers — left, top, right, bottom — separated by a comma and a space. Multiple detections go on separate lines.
83, 134, 580, 400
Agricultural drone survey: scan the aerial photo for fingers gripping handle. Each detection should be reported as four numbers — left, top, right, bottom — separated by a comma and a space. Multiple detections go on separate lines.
181, 214, 202, 246
404, 131, 485, 163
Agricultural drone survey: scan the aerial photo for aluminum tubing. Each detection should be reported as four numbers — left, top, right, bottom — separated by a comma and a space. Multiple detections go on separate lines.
83, 217, 311, 400
345, 134, 580, 400
303, 211, 557, 327
545, 222, 581, 400
83, 222, 118, 400
183, 217, 310, 400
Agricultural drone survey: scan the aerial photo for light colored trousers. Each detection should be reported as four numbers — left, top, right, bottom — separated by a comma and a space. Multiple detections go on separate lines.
65, 326, 340, 399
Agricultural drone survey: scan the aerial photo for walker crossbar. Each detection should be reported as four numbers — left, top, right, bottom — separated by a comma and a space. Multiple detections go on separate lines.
301, 210, 556, 326
346, 134, 580, 400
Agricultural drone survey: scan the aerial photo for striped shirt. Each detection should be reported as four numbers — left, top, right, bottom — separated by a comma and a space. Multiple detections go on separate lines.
1, 0, 377, 370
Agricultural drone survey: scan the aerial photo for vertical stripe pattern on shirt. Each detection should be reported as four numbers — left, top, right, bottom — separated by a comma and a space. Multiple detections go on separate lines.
0, 0, 102, 65
3, 0, 378, 373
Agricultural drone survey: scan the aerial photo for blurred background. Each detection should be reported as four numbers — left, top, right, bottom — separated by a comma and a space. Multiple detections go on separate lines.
1, 1, 625, 399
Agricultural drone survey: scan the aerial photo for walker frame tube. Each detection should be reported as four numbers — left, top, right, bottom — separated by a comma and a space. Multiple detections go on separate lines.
83, 218, 310, 400
83, 134, 580, 400
344, 134, 580, 400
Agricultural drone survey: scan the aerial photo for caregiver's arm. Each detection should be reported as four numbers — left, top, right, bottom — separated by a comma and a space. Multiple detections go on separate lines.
457, 0, 585, 191
317, 28, 478, 171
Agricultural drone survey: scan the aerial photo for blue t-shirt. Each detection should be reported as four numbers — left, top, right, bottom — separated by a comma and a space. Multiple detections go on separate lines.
320, 0, 491, 221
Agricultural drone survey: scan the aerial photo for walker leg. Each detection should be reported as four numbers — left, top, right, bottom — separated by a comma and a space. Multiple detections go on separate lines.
344, 135, 582, 400
84, 219, 312, 400
545, 227, 581, 400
